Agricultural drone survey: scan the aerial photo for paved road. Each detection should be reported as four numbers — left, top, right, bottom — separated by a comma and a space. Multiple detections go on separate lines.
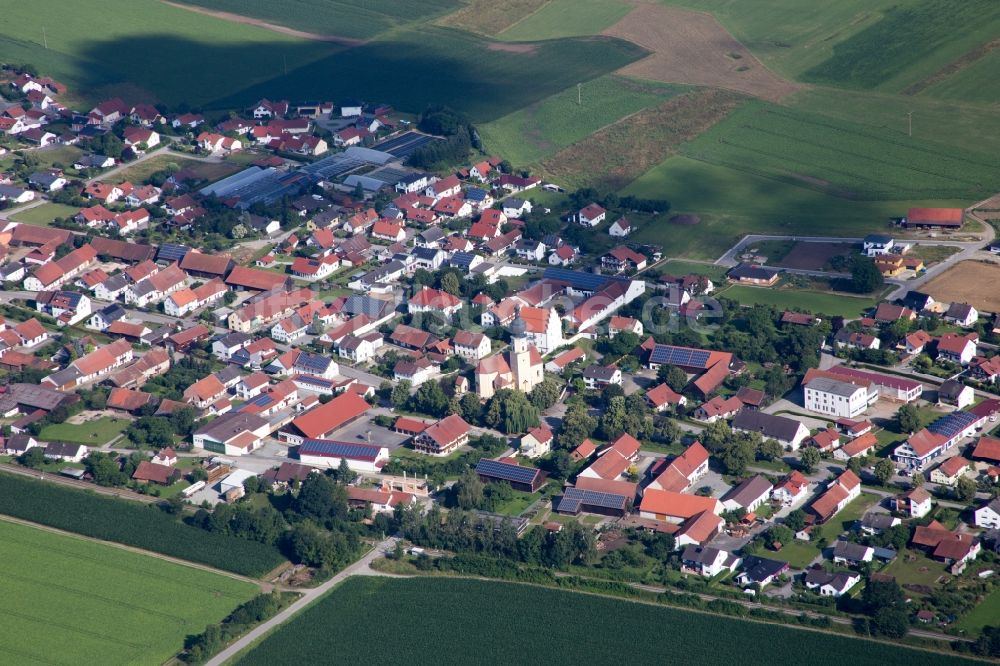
205, 536, 398, 666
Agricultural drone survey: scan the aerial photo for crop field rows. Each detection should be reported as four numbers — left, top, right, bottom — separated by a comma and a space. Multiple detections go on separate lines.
237, 577, 979, 665
682, 103, 999, 200
0, 519, 257, 665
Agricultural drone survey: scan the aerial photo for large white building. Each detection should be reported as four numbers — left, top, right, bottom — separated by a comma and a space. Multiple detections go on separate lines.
804, 377, 875, 418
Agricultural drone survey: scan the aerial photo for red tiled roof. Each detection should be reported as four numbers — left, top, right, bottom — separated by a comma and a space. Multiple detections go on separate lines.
225, 265, 286, 291
972, 436, 1000, 463
289, 391, 369, 439
640, 489, 718, 520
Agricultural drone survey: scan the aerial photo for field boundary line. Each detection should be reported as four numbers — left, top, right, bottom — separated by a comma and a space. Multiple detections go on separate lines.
158, 0, 366, 45
0, 514, 266, 589
495, 0, 555, 38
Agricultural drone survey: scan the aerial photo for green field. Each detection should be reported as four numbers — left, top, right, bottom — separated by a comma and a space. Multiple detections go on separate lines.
680, 101, 999, 200
718, 285, 876, 319
175, 0, 462, 40
800, 0, 1000, 92
237, 576, 976, 665
922, 48, 1000, 103
0, 472, 285, 577
499, 0, 631, 41
0, 518, 257, 666
622, 156, 962, 260
0, 0, 338, 108
39, 416, 129, 446
479, 76, 685, 165
957, 587, 1000, 633
215, 27, 647, 121
9, 202, 80, 227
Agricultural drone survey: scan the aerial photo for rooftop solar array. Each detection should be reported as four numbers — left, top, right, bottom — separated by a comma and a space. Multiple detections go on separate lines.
542, 267, 614, 292
366, 166, 411, 185
374, 131, 439, 158
928, 411, 978, 439
300, 439, 381, 461
559, 487, 628, 510
475, 458, 540, 485
649, 345, 713, 369
295, 352, 330, 373
157, 243, 190, 262
300, 154, 367, 180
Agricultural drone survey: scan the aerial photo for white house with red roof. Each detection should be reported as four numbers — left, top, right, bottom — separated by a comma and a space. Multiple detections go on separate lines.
577, 203, 607, 227
408, 286, 462, 319
519, 426, 553, 459
608, 217, 631, 237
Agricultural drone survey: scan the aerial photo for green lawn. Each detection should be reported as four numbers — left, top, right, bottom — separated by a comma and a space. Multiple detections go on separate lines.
39, 416, 129, 446
491, 489, 544, 517
653, 260, 728, 282
32, 145, 85, 169
0, 518, 258, 665
716, 284, 876, 318
9, 202, 80, 227
777, 492, 879, 568
108, 154, 203, 186
236, 576, 979, 665
479, 75, 685, 166
499, 0, 631, 41
882, 547, 949, 591
957, 587, 1000, 633
622, 156, 964, 260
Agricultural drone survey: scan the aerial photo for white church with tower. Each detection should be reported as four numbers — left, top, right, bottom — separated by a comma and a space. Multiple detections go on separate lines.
475, 312, 545, 399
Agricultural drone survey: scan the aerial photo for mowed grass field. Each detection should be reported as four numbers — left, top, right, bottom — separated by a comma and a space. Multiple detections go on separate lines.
0, 0, 338, 108
621, 156, 964, 259
718, 284, 877, 318
0, 519, 257, 666
479, 76, 686, 165
9, 203, 80, 227
237, 577, 977, 665
39, 416, 129, 446
680, 101, 999, 200
175, 0, 462, 41
499, 0, 631, 41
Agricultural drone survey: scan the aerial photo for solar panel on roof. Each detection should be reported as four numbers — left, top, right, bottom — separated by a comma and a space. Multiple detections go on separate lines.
562, 487, 628, 510
650, 345, 712, 369
296, 353, 330, 372
157, 243, 190, 262
300, 439, 380, 460
928, 411, 977, 438
555, 495, 582, 513
542, 267, 613, 292
475, 458, 540, 485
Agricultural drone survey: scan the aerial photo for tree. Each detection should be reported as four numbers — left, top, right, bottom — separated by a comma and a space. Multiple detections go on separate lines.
19, 447, 46, 469
864, 578, 905, 615
390, 380, 411, 409
459, 392, 483, 424
766, 524, 794, 548
758, 439, 783, 462
528, 379, 561, 411
542, 450, 572, 480
871, 607, 908, 638
484, 389, 540, 434
850, 256, 884, 294
439, 272, 460, 296
721, 439, 755, 475
873, 458, 895, 486
410, 380, 449, 417
657, 364, 688, 393
799, 446, 821, 473
911, 471, 924, 487
556, 401, 596, 449
599, 395, 628, 440
454, 469, 484, 510
896, 403, 920, 434
292, 474, 349, 528
701, 419, 732, 454
956, 476, 977, 503
84, 451, 127, 487
784, 509, 806, 532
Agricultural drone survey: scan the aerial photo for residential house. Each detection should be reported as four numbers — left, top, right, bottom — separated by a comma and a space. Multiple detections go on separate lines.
895, 486, 933, 518
732, 410, 809, 451
680, 546, 741, 578
930, 456, 973, 486
577, 203, 606, 227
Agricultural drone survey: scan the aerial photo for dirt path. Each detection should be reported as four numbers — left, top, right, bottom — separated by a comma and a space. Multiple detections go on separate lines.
159, 0, 365, 45
603, 3, 801, 102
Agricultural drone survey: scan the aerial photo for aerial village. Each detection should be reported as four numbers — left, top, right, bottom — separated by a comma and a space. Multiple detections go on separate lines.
3, 65, 1000, 635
